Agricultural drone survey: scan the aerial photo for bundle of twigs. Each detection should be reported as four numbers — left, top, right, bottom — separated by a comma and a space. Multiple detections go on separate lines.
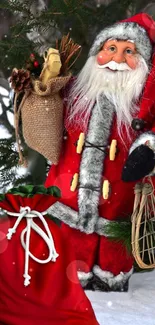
132, 179, 155, 269
56, 33, 82, 75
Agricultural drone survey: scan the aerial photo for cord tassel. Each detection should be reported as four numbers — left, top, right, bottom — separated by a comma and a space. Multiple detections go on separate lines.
6, 206, 59, 286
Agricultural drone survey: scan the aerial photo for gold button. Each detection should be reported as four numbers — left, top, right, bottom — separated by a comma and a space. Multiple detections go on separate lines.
76, 133, 85, 154
109, 139, 117, 161
102, 180, 110, 200
70, 173, 79, 192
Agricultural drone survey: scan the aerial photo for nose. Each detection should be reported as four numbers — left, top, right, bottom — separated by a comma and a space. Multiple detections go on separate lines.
112, 52, 125, 63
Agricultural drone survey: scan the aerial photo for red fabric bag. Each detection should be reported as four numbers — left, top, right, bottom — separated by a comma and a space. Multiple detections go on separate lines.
0, 185, 99, 325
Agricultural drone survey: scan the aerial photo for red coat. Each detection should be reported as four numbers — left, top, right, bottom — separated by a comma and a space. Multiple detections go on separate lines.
46, 117, 145, 222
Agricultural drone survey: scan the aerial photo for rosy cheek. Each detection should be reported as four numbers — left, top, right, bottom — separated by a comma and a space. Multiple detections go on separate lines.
96, 51, 110, 65
126, 57, 138, 70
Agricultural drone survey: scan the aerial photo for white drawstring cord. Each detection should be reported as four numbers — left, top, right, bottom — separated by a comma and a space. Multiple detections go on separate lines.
6, 206, 59, 287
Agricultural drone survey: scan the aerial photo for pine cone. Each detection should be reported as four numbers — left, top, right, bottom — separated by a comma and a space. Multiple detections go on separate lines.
10, 69, 32, 92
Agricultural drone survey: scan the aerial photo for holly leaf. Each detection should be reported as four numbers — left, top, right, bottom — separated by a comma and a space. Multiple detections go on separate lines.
0, 194, 5, 201
7, 185, 61, 197
33, 185, 47, 194
47, 186, 61, 198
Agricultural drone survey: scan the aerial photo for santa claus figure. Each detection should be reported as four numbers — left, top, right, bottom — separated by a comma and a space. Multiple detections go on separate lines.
45, 13, 155, 291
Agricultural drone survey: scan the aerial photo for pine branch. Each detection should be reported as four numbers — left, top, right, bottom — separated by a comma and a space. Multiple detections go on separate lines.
0, 0, 136, 191
0, 105, 14, 135
104, 220, 132, 253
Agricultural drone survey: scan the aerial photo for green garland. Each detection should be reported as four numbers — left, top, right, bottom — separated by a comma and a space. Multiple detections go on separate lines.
0, 185, 61, 201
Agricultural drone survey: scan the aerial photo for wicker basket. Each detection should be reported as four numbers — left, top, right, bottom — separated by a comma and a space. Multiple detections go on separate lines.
131, 180, 155, 269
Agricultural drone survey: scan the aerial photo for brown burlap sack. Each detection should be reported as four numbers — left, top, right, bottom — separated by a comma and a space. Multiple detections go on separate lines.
14, 75, 71, 165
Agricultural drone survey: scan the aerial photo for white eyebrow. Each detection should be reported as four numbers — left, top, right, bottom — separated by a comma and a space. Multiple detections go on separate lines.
127, 39, 135, 43
107, 38, 135, 43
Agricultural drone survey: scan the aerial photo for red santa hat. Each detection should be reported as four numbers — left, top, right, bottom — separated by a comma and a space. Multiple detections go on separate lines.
89, 13, 154, 62
89, 13, 155, 131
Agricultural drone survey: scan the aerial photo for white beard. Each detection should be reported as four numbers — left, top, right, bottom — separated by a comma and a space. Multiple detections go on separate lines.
66, 55, 149, 140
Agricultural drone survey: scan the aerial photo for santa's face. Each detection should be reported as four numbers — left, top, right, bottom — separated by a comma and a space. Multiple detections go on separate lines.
96, 39, 138, 70
67, 39, 149, 140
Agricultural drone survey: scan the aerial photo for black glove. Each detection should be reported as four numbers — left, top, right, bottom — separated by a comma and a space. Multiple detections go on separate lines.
122, 144, 155, 182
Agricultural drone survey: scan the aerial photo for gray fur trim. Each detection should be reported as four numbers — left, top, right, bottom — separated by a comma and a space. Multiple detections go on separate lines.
129, 131, 155, 154
78, 271, 93, 287
89, 22, 152, 63
77, 95, 114, 234
47, 202, 114, 235
93, 265, 133, 289
95, 217, 111, 236
47, 202, 79, 228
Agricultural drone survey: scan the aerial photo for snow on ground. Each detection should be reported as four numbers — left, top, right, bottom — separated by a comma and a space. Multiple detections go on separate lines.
86, 270, 155, 325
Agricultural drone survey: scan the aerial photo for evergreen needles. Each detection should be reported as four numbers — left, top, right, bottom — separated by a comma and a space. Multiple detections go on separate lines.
0, 0, 136, 71
104, 220, 132, 253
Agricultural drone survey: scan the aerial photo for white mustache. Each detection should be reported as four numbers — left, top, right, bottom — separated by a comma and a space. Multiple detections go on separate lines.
97, 60, 132, 71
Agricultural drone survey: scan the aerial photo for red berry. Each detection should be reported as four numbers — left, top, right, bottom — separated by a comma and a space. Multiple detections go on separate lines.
34, 61, 39, 67
30, 53, 35, 62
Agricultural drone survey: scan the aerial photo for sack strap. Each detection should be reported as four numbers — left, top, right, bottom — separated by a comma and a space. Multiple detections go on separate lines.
14, 91, 30, 166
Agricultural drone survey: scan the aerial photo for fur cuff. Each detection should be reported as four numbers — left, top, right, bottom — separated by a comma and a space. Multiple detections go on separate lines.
78, 271, 93, 287
130, 132, 155, 154
93, 265, 133, 289
47, 202, 78, 228
47, 202, 97, 234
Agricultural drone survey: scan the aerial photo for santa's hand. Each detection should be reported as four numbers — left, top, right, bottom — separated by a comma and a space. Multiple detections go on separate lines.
122, 133, 155, 182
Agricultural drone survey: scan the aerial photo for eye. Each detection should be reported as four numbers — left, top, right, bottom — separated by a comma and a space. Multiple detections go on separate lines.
108, 45, 116, 52
125, 48, 134, 55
